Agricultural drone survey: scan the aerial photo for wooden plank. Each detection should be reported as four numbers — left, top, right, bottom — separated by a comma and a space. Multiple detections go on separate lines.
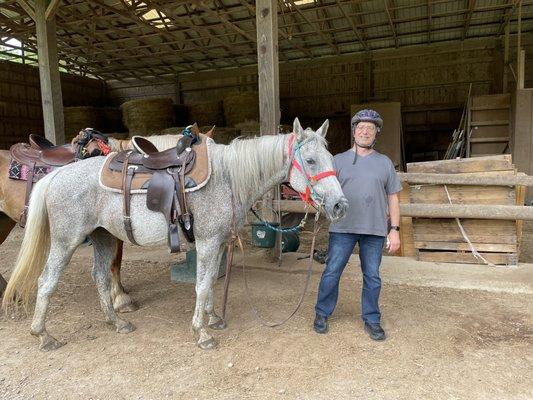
409, 185, 515, 205
417, 250, 517, 265
513, 89, 533, 200
414, 241, 517, 252
398, 171, 531, 186
470, 120, 509, 126
406, 155, 513, 173
471, 94, 510, 109
399, 182, 415, 257
469, 137, 510, 143
403, 204, 533, 220
413, 219, 517, 244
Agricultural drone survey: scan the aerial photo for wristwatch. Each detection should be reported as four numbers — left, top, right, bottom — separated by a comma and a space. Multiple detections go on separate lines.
390, 225, 400, 232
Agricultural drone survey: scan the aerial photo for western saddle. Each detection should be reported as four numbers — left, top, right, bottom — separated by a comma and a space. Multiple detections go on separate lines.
103, 127, 202, 253
9, 129, 110, 226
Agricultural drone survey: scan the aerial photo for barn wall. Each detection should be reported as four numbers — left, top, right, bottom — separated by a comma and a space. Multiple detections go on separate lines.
104, 35, 532, 159
0, 60, 104, 149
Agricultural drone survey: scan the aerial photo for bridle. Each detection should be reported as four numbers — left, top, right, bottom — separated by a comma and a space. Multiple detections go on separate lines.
286, 134, 336, 206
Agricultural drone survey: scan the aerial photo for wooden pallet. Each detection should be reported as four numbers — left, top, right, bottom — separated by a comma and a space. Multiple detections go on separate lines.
402, 155, 524, 265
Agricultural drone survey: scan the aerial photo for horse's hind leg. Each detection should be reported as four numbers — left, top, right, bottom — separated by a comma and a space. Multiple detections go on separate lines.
31, 240, 80, 351
110, 240, 138, 313
90, 229, 135, 334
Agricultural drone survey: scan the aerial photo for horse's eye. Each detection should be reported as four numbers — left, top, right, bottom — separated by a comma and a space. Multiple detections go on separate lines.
306, 158, 315, 165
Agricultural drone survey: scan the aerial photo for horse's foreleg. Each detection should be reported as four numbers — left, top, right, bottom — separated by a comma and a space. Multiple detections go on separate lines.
91, 230, 135, 334
110, 240, 138, 313
192, 241, 221, 349
206, 244, 227, 330
0, 213, 16, 297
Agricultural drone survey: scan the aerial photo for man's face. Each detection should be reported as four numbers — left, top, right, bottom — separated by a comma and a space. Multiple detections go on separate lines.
353, 121, 377, 147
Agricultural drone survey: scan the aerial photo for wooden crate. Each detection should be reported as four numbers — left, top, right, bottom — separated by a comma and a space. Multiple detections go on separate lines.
406, 155, 521, 265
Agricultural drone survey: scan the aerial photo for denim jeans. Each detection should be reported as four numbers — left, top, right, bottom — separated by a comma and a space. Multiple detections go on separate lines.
315, 232, 385, 324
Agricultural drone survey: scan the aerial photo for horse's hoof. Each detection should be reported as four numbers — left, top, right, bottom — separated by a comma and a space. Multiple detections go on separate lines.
39, 337, 65, 352
198, 337, 218, 350
115, 302, 139, 313
113, 294, 138, 313
208, 319, 227, 330
116, 321, 136, 334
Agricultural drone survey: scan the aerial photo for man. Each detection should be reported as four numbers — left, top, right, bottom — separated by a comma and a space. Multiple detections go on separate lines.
313, 109, 402, 341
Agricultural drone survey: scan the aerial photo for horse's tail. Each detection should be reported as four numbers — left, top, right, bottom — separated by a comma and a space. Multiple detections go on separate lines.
2, 169, 60, 312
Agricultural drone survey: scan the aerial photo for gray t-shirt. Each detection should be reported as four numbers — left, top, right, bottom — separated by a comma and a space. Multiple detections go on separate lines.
330, 149, 402, 237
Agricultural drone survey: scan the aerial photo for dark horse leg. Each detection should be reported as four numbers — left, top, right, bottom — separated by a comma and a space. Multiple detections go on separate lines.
0, 213, 16, 297
110, 240, 138, 312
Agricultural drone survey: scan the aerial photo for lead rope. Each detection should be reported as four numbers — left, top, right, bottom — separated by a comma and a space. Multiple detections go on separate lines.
221, 193, 323, 327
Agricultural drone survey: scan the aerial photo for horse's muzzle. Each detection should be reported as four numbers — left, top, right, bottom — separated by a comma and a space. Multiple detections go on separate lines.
326, 196, 348, 222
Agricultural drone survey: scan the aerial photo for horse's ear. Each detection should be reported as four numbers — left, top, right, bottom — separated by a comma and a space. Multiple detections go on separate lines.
205, 125, 215, 138
316, 119, 329, 138
190, 123, 200, 136
293, 118, 304, 141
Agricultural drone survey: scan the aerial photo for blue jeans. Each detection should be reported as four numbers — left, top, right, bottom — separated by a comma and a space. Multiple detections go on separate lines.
315, 232, 385, 324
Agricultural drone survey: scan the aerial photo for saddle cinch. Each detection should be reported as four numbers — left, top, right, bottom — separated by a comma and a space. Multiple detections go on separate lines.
99, 127, 212, 253
9, 129, 110, 226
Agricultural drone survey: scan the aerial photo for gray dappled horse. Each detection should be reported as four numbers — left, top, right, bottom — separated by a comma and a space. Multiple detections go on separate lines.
3, 118, 348, 350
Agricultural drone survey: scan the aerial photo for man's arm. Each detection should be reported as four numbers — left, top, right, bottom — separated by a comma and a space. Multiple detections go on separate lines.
386, 193, 401, 254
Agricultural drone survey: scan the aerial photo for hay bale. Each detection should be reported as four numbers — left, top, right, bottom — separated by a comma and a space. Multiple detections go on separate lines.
235, 120, 260, 137
204, 126, 239, 144
223, 92, 259, 126
121, 97, 174, 137
63, 106, 103, 141
188, 101, 224, 127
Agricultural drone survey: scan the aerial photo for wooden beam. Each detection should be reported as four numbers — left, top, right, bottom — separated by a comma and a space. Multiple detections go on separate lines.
35, 0, 65, 144
497, 0, 521, 36
383, 0, 398, 48
16, 0, 35, 20
257, 0, 279, 225
336, 0, 368, 51
45, 0, 60, 21
286, 0, 340, 55
273, 200, 533, 220
462, 0, 476, 41
398, 172, 533, 186
427, 0, 432, 44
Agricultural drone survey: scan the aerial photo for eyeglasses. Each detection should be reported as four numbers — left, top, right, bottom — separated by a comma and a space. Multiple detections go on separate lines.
354, 125, 377, 133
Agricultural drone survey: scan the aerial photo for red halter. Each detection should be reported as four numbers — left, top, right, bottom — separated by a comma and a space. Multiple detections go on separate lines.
287, 134, 336, 206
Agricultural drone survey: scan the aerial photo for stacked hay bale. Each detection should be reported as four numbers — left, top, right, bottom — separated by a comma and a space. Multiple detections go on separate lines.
63, 106, 104, 142
235, 120, 260, 137
188, 101, 224, 127
121, 97, 174, 136
210, 127, 240, 144
223, 91, 259, 127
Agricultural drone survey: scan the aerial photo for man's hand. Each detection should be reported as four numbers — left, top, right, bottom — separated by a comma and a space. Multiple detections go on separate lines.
386, 230, 401, 254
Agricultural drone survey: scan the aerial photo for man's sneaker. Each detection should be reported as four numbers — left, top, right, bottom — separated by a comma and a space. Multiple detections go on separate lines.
364, 322, 386, 341
313, 313, 328, 334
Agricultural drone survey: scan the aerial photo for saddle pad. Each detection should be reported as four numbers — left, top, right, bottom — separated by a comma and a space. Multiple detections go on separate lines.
99, 133, 212, 194
8, 159, 54, 182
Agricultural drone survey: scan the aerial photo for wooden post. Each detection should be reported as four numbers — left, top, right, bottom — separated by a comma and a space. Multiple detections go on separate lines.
256, 0, 280, 259
503, 23, 510, 92
35, 0, 65, 144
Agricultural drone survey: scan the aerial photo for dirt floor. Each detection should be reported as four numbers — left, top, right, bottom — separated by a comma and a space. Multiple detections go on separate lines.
1, 226, 532, 400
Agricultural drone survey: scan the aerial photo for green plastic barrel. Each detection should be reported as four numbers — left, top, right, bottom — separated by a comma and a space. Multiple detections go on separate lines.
251, 223, 279, 248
